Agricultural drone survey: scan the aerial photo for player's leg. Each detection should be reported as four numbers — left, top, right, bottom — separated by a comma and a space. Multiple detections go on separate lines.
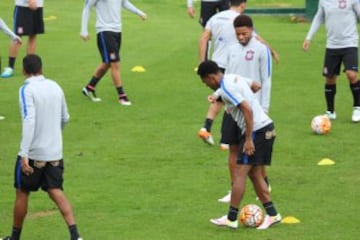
343, 47, 360, 122
26, 34, 37, 54
217, 112, 239, 203
45, 160, 82, 240
198, 101, 222, 145
323, 48, 340, 120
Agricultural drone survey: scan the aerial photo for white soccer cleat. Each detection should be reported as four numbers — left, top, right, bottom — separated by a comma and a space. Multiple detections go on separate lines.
119, 98, 132, 106
210, 215, 238, 229
198, 128, 215, 145
82, 87, 102, 102
1, 67, 14, 78
218, 191, 231, 203
256, 214, 282, 230
351, 107, 360, 122
325, 111, 336, 120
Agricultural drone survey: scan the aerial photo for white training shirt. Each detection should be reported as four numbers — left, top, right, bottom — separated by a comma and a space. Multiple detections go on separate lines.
305, 0, 360, 49
81, 0, 146, 36
205, 9, 241, 68
15, 0, 44, 7
19, 75, 69, 161
225, 36, 272, 113
218, 74, 272, 133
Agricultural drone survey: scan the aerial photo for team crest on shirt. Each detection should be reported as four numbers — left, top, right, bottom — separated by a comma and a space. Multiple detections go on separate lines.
338, 0, 346, 9
110, 52, 116, 60
17, 27, 23, 34
245, 50, 255, 61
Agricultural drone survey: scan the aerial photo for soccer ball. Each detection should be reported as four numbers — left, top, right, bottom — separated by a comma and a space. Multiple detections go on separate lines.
239, 204, 264, 227
311, 115, 331, 135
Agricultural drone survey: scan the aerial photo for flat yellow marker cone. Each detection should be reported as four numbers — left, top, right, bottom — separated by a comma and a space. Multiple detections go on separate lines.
281, 216, 300, 224
194, 67, 198, 72
318, 158, 335, 166
131, 66, 146, 72
44, 16, 57, 21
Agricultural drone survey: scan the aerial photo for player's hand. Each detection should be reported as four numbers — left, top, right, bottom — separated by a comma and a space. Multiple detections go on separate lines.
28, 0, 38, 10
140, 14, 147, 21
21, 157, 34, 176
302, 40, 310, 51
188, 7, 195, 18
80, 34, 90, 42
13, 36, 22, 45
243, 139, 255, 156
207, 94, 218, 103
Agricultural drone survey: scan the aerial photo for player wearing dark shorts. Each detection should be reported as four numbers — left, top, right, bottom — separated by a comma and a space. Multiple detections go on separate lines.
1, 1, 45, 78
97, 31, 122, 63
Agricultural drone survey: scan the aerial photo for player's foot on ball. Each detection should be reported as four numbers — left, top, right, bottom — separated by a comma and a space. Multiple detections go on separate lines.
210, 215, 238, 229
198, 128, 214, 145
82, 87, 102, 102
325, 111, 336, 120
256, 214, 282, 230
218, 190, 231, 203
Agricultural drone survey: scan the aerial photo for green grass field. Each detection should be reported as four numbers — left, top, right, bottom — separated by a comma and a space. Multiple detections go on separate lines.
1, 0, 359, 239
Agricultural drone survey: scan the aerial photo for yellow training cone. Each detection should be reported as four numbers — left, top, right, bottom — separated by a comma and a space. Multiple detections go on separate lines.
318, 158, 335, 166
281, 216, 300, 224
131, 66, 146, 72
194, 67, 198, 72
44, 16, 57, 21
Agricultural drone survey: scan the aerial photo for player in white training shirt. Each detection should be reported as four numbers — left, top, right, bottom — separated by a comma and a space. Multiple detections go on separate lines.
303, 0, 360, 122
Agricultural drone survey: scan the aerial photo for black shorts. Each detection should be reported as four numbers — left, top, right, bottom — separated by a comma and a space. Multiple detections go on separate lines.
323, 47, 358, 77
237, 123, 275, 166
14, 156, 64, 192
220, 111, 241, 145
199, 0, 230, 27
13, 6, 44, 36
97, 31, 122, 64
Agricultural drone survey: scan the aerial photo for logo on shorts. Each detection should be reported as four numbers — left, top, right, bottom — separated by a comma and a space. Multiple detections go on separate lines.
323, 67, 328, 75
265, 130, 276, 139
245, 50, 254, 61
110, 53, 116, 60
17, 27, 24, 35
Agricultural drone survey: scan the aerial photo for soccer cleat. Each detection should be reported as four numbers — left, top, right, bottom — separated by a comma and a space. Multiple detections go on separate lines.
218, 191, 231, 203
198, 128, 215, 145
119, 98, 132, 106
210, 215, 238, 229
256, 214, 282, 230
351, 107, 360, 122
1, 67, 14, 78
82, 87, 102, 102
325, 111, 336, 120
220, 143, 229, 150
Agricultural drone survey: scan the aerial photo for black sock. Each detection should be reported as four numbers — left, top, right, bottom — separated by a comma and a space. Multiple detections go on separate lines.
88, 76, 101, 88
350, 81, 360, 107
10, 226, 21, 240
117, 87, 129, 100
204, 118, 213, 132
9, 57, 16, 69
69, 224, 80, 240
227, 206, 239, 221
325, 84, 336, 112
263, 201, 278, 217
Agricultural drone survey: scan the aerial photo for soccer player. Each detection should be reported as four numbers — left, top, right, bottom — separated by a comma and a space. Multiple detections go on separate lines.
80, 0, 147, 105
197, 0, 246, 147
1, 0, 44, 78
197, 60, 281, 230
217, 14, 273, 203
1, 54, 82, 240
302, 0, 360, 122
